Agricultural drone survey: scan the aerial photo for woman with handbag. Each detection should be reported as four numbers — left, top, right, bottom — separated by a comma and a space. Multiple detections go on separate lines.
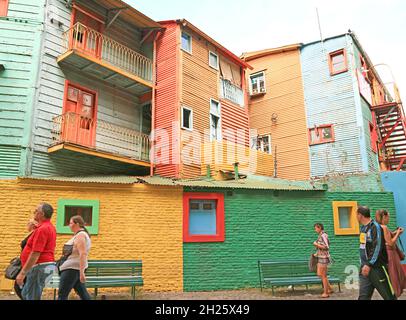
313, 223, 333, 298
13, 220, 39, 299
376, 210, 406, 298
57, 215, 92, 300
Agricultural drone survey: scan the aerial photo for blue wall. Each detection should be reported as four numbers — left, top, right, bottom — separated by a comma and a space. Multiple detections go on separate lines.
381, 171, 406, 259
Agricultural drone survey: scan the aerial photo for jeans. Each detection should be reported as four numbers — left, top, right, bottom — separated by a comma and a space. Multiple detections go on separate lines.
58, 269, 91, 300
358, 265, 397, 300
21, 263, 56, 300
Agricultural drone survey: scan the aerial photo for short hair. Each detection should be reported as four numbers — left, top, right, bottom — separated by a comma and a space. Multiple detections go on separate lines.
41, 203, 54, 219
357, 206, 371, 218
314, 223, 324, 230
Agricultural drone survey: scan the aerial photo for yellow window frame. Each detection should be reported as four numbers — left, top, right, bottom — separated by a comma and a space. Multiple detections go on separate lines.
332, 201, 360, 235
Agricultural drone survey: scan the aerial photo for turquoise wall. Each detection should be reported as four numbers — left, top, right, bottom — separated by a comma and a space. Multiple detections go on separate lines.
183, 188, 397, 291
0, 0, 45, 177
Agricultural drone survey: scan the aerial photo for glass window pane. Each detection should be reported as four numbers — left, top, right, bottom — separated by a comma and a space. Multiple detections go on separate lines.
332, 54, 344, 65
310, 129, 317, 143
189, 200, 217, 235
322, 127, 332, 140
82, 93, 93, 106
181, 33, 191, 52
209, 52, 218, 68
64, 206, 93, 226
338, 207, 351, 229
183, 108, 191, 129
68, 87, 79, 102
210, 100, 220, 115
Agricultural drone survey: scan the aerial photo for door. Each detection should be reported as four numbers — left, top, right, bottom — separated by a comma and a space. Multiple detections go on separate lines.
63, 83, 97, 148
71, 8, 103, 58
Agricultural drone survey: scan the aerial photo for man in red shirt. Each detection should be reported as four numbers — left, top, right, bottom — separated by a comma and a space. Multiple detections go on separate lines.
16, 203, 57, 300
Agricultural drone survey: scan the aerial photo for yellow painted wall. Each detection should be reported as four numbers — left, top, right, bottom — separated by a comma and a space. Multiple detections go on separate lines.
247, 49, 311, 180
0, 179, 183, 292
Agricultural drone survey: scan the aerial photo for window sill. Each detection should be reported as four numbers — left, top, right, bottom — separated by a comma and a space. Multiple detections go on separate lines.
250, 92, 266, 97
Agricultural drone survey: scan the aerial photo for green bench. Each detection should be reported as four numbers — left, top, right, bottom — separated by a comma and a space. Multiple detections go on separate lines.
46, 260, 143, 300
258, 260, 341, 295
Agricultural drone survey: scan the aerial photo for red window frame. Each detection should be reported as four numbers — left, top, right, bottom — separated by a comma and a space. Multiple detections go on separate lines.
328, 49, 348, 76
183, 193, 225, 243
369, 122, 378, 153
0, 0, 9, 16
308, 125, 335, 145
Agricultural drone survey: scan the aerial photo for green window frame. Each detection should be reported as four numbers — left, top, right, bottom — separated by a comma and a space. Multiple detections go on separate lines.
56, 199, 100, 235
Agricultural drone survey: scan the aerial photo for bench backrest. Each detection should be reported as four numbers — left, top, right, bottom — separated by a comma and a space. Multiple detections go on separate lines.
259, 260, 314, 278
86, 260, 142, 277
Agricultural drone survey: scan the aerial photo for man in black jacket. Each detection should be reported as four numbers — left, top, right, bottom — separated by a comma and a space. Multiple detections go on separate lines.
357, 206, 396, 300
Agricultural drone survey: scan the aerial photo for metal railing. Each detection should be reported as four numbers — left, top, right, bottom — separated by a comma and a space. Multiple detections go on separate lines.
51, 112, 150, 162
62, 22, 153, 83
219, 78, 244, 107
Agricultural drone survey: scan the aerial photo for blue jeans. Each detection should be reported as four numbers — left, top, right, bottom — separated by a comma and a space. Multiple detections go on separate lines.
21, 263, 56, 300
58, 269, 91, 300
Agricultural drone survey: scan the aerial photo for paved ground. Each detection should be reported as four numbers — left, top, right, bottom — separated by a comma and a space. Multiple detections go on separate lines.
1, 286, 405, 300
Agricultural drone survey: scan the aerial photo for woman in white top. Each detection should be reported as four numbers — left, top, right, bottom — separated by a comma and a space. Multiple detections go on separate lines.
58, 215, 92, 300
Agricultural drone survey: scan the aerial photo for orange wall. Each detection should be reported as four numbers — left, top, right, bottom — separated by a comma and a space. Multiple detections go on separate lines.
247, 49, 311, 180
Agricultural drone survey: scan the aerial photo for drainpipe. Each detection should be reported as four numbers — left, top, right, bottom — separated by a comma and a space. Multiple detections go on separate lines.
234, 162, 239, 181
206, 165, 211, 179
150, 30, 160, 177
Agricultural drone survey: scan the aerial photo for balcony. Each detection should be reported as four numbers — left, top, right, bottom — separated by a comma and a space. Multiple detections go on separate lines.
201, 141, 274, 179
49, 112, 150, 167
219, 79, 244, 107
57, 23, 153, 96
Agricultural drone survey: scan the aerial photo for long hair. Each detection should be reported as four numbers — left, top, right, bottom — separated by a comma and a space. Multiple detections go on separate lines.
375, 209, 389, 225
71, 215, 90, 236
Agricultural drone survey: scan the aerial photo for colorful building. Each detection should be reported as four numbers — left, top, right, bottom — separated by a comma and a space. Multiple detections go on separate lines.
154, 19, 274, 180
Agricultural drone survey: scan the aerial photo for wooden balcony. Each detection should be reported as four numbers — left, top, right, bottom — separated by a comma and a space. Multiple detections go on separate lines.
49, 112, 150, 167
201, 141, 274, 179
219, 79, 244, 107
58, 23, 153, 96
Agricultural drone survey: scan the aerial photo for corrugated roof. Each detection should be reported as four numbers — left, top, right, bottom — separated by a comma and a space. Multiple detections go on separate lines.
18, 176, 139, 185
137, 176, 326, 191
241, 44, 302, 61
18, 175, 326, 191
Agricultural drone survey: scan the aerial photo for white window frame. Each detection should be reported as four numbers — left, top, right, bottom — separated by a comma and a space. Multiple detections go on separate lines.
210, 99, 222, 142
251, 134, 272, 154
249, 71, 266, 95
181, 31, 192, 54
209, 51, 219, 70
181, 106, 194, 131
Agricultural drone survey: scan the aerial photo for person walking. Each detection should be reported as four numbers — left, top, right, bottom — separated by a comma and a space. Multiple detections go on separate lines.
375, 209, 406, 298
313, 223, 333, 298
357, 206, 396, 300
16, 203, 57, 300
57, 215, 92, 300
14, 219, 39, 299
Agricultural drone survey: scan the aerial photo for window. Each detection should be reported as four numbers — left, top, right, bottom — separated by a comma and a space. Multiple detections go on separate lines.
210, 99, 221, 141
332, 201, 360, 235
251, 134, 272, 154
141, 103, 152, 134
183, 193, 225, 243
56, 199, 100, 235
181, 106, 193, 131
181, 32, 192, 53
308, 125, 335, 145
209, 51, 219, 70
0, 0, 9, 16
250, 71, 266, 95
369, 122, 378, 153
329, 49, 348, 75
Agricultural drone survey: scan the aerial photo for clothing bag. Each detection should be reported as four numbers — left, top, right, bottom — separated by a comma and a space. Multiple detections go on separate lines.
309, 254, 318, 272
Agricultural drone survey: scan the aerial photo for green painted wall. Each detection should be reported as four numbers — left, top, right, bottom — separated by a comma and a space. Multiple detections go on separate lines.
183, 189, 397, 292
0, 0, 45, 177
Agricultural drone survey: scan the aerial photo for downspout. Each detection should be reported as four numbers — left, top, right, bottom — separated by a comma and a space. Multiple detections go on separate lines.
150, 30, 160, 176
21, 0, 48, 176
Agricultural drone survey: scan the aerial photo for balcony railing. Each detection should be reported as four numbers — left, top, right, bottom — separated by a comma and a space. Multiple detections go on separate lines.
51, 112, 150, 162
61, 22, 153, 83
220, 78, 244, 107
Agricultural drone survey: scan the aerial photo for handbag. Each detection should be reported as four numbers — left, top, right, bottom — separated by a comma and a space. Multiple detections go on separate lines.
309, 253, 318, 272
396, 238, 405, 261
55, 244, 74, 274
5, 257, 22, 280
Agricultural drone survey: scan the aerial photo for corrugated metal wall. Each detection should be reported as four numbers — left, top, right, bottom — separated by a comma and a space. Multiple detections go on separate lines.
0, 0, 45, 177
155, 23, 180, 178
301, 35, 366, 178
247, 49, 310, 180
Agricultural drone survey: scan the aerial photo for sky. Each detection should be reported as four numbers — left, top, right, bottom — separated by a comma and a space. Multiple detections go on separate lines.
126, 0, 406, 102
